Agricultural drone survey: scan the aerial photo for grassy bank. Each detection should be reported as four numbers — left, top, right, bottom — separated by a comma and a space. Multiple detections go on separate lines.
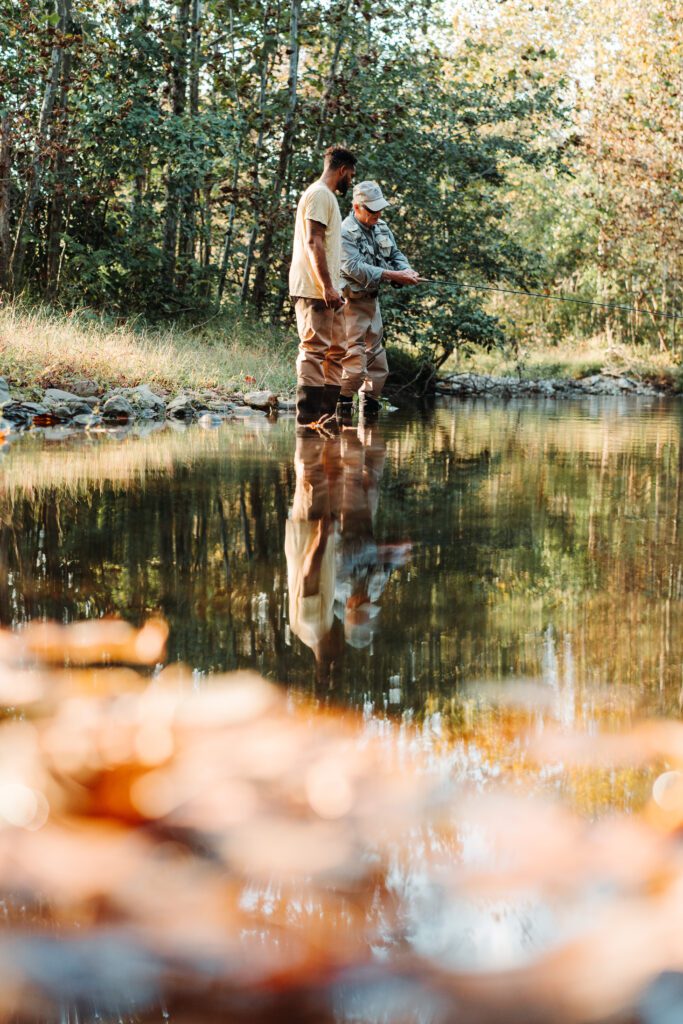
0, 302, 297, 397
452, 336, 683, 391
2, 302, 681, 399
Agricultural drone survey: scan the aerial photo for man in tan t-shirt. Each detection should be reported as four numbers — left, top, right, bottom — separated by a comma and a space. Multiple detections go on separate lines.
289, 145, 357, 434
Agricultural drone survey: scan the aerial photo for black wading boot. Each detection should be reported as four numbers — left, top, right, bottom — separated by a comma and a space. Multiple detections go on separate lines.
295, 385, 324, 436
360, 394, 382, 422
336, 394, 354, 427
319, 384, 341, 433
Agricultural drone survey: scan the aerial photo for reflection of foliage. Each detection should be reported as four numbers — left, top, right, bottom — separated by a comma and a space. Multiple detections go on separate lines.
2, 402, 683, 716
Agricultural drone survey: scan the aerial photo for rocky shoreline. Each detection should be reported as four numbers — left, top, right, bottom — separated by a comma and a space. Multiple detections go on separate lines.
436, 371, 668, 399
0, 371, 671, 434
0, 378, 293, 430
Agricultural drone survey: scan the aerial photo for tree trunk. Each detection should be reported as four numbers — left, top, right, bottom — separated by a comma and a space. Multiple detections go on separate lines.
216, 143, 241, 307
314, 0, 351, 150
270, 157, 296, 323
215, 8, 242, 308
198, 176, 213, 296
189, 0, 201, 117
177, 0, 202, 293
162, 0, 190, 287
10, 0, 67, 292
201, 180, 212, 269
0, 117, 12, 291
240, 7, 278, 305
240, 223, 258, 305
252, 0, 301, 313
46, 0, 74, 299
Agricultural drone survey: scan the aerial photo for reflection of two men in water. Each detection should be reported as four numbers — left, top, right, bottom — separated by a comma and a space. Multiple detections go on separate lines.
285, 425, 411, 685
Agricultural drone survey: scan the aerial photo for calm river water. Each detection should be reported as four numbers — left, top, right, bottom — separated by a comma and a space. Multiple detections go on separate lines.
2, 395, 682, 718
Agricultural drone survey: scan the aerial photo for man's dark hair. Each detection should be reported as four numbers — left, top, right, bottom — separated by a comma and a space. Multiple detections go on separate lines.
324, 145, 357, 171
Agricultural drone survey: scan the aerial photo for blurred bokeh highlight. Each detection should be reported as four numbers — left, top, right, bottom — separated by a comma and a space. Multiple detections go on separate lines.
0, 616, 683, 1023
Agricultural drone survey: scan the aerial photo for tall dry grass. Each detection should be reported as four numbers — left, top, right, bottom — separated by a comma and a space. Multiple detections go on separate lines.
0, 300, 297, 395
452, 335, 681, 388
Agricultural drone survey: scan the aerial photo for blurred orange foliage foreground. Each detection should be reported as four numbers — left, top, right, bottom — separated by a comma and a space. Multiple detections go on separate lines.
4, 621, 683, 1023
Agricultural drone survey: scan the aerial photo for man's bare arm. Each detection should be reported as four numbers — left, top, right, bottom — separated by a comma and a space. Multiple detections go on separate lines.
305, 219, 344, 309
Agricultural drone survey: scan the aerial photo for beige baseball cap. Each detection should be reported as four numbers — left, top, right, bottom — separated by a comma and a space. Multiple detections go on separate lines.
353, 181, 389, 212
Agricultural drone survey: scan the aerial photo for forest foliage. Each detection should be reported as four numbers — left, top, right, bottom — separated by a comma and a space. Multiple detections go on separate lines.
1, 0, 680, 363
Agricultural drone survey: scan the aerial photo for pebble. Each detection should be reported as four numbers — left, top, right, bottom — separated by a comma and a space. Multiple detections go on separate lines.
70, 379, 100, 397
245, 390, 278, 411
44, 387, 87, 403
166, 395, 202, 419
102, 395, 135, 421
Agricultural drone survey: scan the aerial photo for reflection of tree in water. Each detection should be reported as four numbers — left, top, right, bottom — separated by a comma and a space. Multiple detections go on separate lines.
2, 402, 683, 714
0, 436, 297, 676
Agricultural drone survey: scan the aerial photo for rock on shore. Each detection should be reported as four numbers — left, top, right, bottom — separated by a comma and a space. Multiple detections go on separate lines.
436, 372, 664, 398
0, 377, 295, 432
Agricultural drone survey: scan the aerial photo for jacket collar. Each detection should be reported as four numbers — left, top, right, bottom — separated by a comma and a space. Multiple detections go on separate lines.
351, 210, 376, 235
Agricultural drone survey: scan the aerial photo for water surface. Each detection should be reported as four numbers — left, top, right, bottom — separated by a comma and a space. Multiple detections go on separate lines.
2, 396, 681, 718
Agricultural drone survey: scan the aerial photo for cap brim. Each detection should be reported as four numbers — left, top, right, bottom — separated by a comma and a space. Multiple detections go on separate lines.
364, 198, 389, 212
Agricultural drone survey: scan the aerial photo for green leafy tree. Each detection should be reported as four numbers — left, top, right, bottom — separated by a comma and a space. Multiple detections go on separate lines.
1, 0, 566, 370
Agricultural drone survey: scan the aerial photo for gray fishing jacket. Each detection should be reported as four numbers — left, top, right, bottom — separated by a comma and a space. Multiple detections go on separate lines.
340, 211, 411, 294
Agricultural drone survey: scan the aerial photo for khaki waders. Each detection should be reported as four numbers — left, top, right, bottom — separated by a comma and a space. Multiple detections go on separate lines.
339, 290, 388, 402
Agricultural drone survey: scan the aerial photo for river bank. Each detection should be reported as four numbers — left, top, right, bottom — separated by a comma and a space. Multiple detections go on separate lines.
1, 303, 680, 420
0, 301, 295, 400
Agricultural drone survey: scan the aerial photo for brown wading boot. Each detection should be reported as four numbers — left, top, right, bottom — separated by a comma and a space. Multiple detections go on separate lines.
295, 385, 324, 436
336, 395, 354, 426
360, 394, 381, 422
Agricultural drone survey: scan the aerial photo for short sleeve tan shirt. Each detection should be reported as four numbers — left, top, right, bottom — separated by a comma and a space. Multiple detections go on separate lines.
288, 181, 342, 299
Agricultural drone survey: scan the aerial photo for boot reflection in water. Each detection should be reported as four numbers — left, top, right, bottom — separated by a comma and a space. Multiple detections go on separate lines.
285, 435, 343, 687
335, 423, 411, 650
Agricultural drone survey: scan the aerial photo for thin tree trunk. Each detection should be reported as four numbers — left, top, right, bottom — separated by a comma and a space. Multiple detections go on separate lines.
162, 177, 179, 285
216, 142, 241, 307
162, 0, 190, 287
314, 0, 351, 150
46, 0, 74, 298
240, 223, 258, 305
252, 0, 302, 313
270, 158, 295, 322
201, 180, 212, 269
198, 176, 212, 296
215, 8, 242, 308
0, 117, 12, 291
240, 6, 279, 305
54, 200, 71, 294
10, 0, 67, 292
189, 0, 201, 116
177, 0, 201, 292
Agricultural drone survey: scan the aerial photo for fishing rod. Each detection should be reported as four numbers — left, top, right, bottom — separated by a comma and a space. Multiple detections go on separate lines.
418, 278, 683, 324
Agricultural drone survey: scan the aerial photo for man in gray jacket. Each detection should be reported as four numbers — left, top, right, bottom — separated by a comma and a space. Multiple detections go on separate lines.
338, 181, 420, 420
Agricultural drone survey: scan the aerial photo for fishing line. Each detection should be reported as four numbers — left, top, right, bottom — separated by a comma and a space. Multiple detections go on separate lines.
421, 279, 683, 324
